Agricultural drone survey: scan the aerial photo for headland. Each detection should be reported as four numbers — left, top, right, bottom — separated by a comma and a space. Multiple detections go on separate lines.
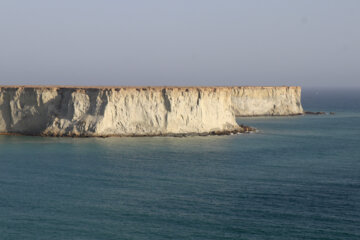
0, 86, 303, 137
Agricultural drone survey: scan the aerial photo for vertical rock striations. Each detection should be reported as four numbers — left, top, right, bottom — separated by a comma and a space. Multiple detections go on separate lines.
0, 86, 240, 136
0, 86, 304, 137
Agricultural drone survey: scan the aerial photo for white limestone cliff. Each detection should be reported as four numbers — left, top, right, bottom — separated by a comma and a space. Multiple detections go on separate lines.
0, 86, 240, 136
0, 86, 303, 137
231, 86, 303, 116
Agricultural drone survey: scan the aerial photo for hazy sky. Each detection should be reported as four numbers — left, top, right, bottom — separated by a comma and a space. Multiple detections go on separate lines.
0, 0, 359, 87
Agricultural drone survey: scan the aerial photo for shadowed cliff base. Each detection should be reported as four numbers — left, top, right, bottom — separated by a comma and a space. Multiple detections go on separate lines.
0, 125, 255, 138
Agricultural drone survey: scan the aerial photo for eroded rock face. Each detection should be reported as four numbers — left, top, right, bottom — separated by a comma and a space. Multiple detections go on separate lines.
231, 86, 303, 116
0, 86, 304, 137
0, 86, 240, 136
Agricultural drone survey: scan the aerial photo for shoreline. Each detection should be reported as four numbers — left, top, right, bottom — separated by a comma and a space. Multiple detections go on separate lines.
0, 125, 256, 138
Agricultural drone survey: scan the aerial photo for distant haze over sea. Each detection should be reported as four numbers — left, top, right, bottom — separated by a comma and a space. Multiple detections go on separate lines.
0, 1, 359, 88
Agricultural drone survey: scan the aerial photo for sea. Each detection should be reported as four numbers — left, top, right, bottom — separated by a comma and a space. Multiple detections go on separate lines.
0, 88, 359, 240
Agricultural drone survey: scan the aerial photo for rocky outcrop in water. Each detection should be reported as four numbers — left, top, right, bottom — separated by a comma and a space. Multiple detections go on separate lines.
304, 111, 335, 115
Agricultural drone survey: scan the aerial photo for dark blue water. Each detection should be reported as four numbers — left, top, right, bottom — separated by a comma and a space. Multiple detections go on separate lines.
0, 88, 359, 240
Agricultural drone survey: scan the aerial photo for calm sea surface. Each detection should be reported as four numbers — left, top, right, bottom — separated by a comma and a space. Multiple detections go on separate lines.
0, 88, 359, 240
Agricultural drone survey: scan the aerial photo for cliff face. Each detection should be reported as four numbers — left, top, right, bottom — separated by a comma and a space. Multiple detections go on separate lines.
231, 86, 303, 116
0, 86, 303, 137
0, 86, 239, 136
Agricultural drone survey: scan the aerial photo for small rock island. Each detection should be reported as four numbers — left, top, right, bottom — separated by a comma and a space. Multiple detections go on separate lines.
0, 86, 303, 137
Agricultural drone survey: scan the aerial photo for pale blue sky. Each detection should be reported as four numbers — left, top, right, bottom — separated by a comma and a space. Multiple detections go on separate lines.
0, 0, 359, 87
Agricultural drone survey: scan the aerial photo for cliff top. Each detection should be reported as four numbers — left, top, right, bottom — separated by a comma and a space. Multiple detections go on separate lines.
0, 85, 301, 90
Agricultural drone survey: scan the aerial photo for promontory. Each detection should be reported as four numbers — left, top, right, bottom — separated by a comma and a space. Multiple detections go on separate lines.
0, 86, 303, 137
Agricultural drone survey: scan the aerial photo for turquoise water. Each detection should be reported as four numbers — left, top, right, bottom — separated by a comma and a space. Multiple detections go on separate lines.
0, 89, 359, 240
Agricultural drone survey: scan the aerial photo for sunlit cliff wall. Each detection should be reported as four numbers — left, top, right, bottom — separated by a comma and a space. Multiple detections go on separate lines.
0, 86, 239, 136
231, 86, 303, 116
0, 86, 303, 136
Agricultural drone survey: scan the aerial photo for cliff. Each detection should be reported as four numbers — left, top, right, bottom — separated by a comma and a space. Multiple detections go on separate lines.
0, 86, 303, 137
0, 86, 241, 137
231, 86, 303, 116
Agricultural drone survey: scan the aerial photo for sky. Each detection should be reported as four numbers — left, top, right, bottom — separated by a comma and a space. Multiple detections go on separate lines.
0, 0, 359, 88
